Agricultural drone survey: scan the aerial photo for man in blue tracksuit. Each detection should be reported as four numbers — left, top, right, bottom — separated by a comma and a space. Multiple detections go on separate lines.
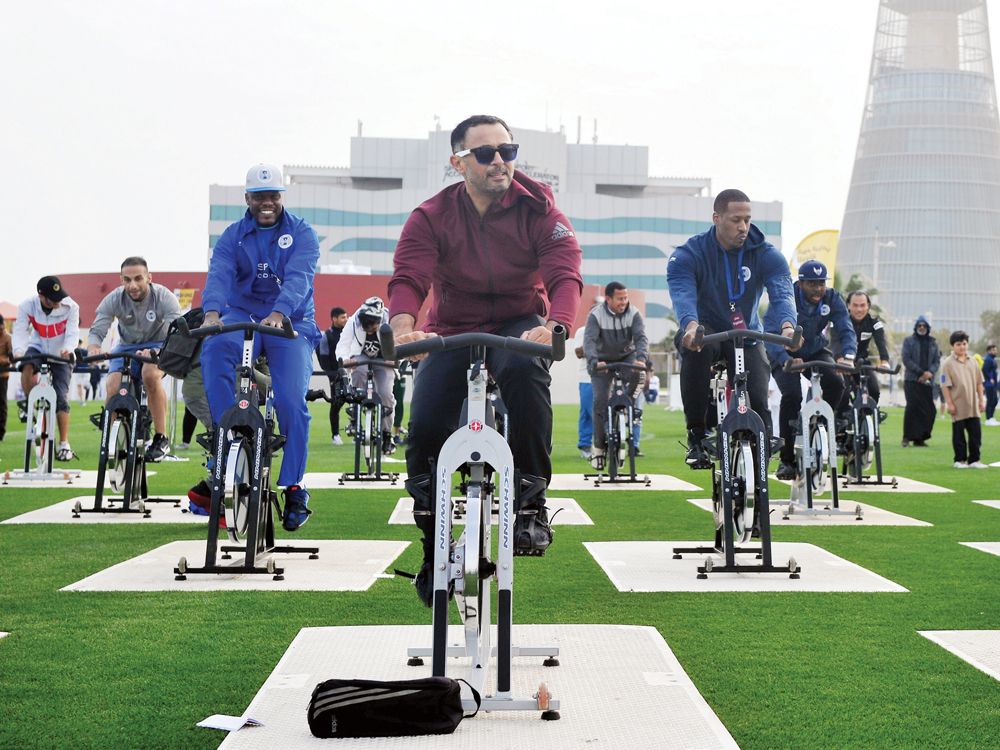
667, 189, 798, 469
765, 260, 857, 479
983, 344, 998, 425
200, 163, 321, 531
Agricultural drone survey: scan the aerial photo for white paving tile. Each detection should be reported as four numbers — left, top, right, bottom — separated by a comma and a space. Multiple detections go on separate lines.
2, 496, 192, 524
60, 539, 409, 592
215, 624, 739, 750
686, 498, 932, 526
919, 630, 1000, 682
387, 497, 593, 526
585, 541, 908, 593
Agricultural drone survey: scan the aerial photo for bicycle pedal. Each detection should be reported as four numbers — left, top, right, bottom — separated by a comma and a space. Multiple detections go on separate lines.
89, 412, 104, 428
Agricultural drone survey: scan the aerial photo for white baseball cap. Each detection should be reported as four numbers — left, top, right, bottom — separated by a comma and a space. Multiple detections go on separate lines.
246, 164, 286, 193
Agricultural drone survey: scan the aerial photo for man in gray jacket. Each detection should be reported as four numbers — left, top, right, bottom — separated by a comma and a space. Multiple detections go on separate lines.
583, 281, 649, 469
87, 257, 181, 461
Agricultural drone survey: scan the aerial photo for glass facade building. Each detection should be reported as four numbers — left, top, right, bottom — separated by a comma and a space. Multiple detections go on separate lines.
839, 0, 1000, 335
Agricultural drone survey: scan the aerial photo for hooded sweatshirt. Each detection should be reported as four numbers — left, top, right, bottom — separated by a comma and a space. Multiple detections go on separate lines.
901, 315, 940, 383
388, 171, 583, 336
667, 224, 795, 343
583, 301, 648, 373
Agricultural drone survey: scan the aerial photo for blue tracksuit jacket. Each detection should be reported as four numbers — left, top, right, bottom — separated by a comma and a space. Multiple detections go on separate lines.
667, 224, 795, 344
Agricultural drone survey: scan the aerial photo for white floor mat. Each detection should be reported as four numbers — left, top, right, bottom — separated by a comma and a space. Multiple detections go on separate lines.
585, 541, 908, 593
973, 500, 1000, 511
919, 630, 1000, 682
548, 473, 700, 491
959, 542, 1000, 559
0, 469, 143, 489
2, 496, 192, 524
685, 498, 931, 527
60, 539, 409, 592
215, 624, 739, 750
771, 474, 953, 493
303, 472, 406, 489
387, 497, 593, 526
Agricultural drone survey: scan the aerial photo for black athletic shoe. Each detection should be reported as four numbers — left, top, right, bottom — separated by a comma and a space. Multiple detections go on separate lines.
414, 561, 434, 607
147, 433, 170, 462
685, 430, 712, 469
513, 502, 553, 557
775, 461, 797, 480
305, 388, 326, 402
381, 430, 396, 456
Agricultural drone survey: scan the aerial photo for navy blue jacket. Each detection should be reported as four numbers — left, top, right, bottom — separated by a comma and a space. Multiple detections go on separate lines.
765, 286, 856, 367
203, 208, 320, 322
983, 352, 997, 389
667, 224, 795, 343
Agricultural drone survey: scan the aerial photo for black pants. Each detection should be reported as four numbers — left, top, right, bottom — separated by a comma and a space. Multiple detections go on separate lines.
986, 387, 997, 420
0, 376, 7, 440
326, 376, 345, 436
952, 417, 982, 463
773, 349, 845, 464
393, 376, 406, 429
676, 326, 771, 439
591, 353, 643, 450
405, 315, 553, 484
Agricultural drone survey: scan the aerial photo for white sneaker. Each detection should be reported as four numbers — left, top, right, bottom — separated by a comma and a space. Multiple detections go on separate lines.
333, 434, 344, 446
986, 419, 1000, 427
590, 447, 606, 471
954, 461, 969, 469
970, 461, 989, 469
56, 442, 76, 461
175, 442, 190, 451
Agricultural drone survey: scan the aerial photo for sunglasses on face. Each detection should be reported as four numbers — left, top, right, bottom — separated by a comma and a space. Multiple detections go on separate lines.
454, 143, 519, 165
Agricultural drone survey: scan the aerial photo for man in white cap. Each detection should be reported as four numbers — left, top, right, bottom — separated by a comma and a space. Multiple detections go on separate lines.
199, 164, 321, 531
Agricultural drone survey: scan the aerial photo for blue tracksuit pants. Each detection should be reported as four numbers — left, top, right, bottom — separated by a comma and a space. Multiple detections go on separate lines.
201, 308, 316, 487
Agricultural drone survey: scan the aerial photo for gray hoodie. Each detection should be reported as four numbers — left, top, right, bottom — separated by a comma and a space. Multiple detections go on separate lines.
87, 283, 181, 347
583, 302, 648, 373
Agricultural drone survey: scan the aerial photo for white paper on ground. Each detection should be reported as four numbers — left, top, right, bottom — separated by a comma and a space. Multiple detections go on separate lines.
197, 715, 264, 732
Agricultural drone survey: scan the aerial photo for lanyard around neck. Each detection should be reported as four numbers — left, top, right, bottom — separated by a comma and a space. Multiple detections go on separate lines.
722, 248, 745, 307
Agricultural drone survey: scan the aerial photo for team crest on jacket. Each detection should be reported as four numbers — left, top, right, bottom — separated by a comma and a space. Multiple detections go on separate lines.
820, 303, 830, 316
742, 266, 752, 281
551, 221, 574, 240
278, 234, 293, 249
146, 310, 156, 322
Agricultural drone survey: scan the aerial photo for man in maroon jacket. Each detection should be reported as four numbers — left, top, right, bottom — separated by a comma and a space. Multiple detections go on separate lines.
389, 115, 583, 606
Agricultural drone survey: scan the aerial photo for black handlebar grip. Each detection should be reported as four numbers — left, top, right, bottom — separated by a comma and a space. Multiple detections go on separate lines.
281, 317, 294, 337
378, 324, 396, 361
551, 324, 566, 362
176, 316, 190, 336
692, 325, 705, 349
789, 326, 803, 350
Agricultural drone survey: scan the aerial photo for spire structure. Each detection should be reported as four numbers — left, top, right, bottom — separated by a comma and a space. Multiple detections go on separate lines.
838, 0, 1000, 335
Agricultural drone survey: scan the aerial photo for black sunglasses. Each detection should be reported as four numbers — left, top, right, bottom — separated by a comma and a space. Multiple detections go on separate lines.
454, 143, 519, 165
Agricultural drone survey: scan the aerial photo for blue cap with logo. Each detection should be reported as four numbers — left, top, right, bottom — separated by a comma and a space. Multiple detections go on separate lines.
797, 259, 831, 281
246, 164, 286, 193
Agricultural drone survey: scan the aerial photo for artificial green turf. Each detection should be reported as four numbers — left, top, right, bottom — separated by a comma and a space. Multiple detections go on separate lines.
1, 399, 999, 749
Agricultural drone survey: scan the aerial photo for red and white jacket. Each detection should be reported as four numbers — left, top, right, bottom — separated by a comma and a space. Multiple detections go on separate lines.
12, 295, 80, 357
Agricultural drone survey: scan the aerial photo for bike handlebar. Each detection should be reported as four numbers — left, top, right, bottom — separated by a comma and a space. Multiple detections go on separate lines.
378, 324, 566, 362
80, 350, 159, 365
858, 360, 901, 375
11, 353, 74, 366
339, 358, 398, 370
783, 358, 859, 375
693, 325, 803, 351
593, 361, 650, 374
176, 316, 297, 339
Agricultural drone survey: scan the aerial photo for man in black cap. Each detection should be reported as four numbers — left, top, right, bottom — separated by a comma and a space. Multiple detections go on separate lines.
11, 276, 81, 460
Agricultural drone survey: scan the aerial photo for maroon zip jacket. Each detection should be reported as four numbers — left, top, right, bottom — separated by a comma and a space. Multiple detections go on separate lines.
388, 171, 584, 336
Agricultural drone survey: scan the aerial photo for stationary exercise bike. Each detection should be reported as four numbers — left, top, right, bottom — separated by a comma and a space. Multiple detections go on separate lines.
73, 350, 180, 518
584, 361, 651, 486
3, 354, 81, 484
673, 326, 803, 578
779, 359, 863, 520
841, 358, 900, 487
172, 317, 318, 581
380, 324, 565, 720
337, 359, 400, 484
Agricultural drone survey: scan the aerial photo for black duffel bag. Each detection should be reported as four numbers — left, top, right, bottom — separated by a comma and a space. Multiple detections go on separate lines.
156, 307, 205, 379
307, 676, 479, 738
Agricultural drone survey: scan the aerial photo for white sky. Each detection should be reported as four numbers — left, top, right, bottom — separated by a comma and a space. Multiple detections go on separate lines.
2, 0, 993, 305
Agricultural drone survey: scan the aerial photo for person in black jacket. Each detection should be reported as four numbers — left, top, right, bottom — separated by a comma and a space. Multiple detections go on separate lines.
901, 316, 940, 447
316, 307, 348, 445
836, 291, 891, 417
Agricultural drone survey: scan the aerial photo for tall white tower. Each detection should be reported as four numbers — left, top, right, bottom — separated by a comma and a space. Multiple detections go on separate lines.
838, 0, 1000, 335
